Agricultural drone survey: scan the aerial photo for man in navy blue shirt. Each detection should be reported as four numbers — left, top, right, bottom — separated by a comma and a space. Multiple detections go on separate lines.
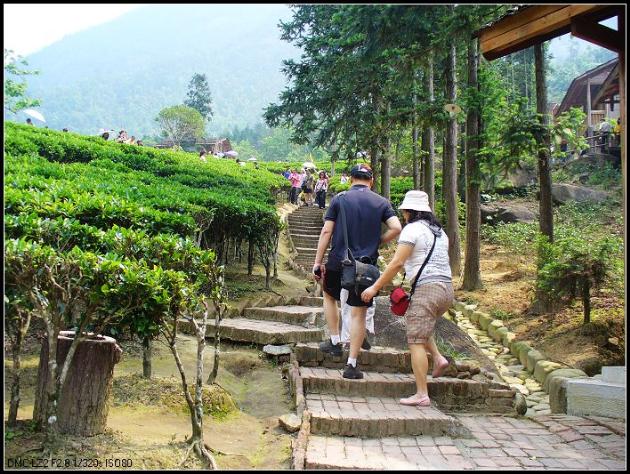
312, 164, 401, 379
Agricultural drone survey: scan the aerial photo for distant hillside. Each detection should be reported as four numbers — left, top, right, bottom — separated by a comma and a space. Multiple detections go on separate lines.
19, 4, 299, 137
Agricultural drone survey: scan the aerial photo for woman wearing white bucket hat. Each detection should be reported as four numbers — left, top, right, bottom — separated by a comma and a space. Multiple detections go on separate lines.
361, 190, 454, 407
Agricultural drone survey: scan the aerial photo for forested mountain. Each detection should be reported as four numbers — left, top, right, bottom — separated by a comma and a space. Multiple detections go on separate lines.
547, 34, 616, 104
12, 5, 615, 139
18, 4, 299, 137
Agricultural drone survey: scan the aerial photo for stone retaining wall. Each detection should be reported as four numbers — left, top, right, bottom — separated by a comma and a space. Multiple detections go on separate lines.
452, 300, 589, 414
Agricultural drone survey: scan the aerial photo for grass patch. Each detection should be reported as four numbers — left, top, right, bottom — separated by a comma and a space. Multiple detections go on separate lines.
436, 335, 465, 361
112, 373, 236, 419
490, 308, 514, 321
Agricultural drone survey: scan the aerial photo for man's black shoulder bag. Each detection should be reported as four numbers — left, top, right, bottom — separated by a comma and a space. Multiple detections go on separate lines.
337, 192, 381, 293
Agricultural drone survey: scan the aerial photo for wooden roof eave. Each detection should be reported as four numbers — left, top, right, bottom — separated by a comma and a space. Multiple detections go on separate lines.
592, 63, 620, 108
478, 4, 619, 61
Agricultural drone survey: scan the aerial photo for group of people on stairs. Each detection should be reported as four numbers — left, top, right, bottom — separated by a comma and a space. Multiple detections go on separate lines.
312, 164, 454, 407
285, 168, 329, 208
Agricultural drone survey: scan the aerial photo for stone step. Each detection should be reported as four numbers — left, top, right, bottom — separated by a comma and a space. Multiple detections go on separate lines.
290, 236, 322, 247
295, 342, 413, 373
288, 214, 324, 225
294, 256, 323, 264
288, 219, 324, 226
305, 435, 475, 470
292, 209, 325, 216
300, 296, 324, 307
289, 224, 323, 231
290, 224, 324, 231
300, 367, 517, 413
180, 318, 324, 345
566, 377, 626, 419
289, 232, 321, 240
243, 305, 325, 327
289, 226, 322, 233
307, 393, 470, 438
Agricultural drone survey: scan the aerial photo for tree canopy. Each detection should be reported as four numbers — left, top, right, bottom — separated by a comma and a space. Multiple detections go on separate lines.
4, 48, 41, 115
184, 73, 213, 122
155, 105, 205, 146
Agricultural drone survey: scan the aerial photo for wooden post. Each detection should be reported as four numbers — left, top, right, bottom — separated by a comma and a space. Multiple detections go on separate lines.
619, 44, 626, 320
586, 77, 593, 138
33, 331, 122, 436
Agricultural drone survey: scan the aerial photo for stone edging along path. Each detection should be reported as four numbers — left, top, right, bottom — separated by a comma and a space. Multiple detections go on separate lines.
450, 301, 589, 417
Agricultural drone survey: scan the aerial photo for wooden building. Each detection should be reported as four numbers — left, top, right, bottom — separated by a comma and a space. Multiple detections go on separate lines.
555, 58, 619, 132
197, 138, 233, 154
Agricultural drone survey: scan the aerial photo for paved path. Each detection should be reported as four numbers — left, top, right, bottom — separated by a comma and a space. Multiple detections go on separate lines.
279, 204, 625, 470
305, 414, 626, 470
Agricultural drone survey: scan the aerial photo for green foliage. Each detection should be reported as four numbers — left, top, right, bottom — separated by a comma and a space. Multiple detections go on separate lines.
553, 159, 621, 189
481, 222, 540, 253
551, 107, 588, 158
536, 231, 619, 323
5, 123, 283, 249
4, 49, 41, 114
155, 105, 205, 147
184, 73, 213, 121
490, 308, 514, 321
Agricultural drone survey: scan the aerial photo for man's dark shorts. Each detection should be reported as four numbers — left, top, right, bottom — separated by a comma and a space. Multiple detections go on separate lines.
322, 264, 373, 308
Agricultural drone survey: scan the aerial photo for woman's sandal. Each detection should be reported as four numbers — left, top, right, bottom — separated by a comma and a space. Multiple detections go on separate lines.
432, 356, 450, 378
399, 394, 431, 407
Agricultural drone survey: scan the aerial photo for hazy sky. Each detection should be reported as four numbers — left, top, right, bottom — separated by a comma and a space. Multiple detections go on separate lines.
4, 4, 142, 56
4, 4, 618, 59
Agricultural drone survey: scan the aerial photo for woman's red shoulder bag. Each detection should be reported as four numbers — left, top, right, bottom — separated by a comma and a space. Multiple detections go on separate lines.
388, 233, 437, 316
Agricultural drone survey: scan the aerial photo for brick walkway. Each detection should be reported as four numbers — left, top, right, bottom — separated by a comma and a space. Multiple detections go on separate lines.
305, 414, 626, 470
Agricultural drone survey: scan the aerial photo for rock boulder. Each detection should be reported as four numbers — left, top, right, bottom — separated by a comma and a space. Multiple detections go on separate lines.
551, 183, 609, 205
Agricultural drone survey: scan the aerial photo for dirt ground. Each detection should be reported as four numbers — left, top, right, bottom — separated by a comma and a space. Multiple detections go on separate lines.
454, 242, 625, 376
4, 260, 307, 470
4, 332, 295, 470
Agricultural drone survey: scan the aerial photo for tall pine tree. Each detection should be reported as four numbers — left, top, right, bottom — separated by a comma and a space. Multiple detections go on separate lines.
184, 73, 213, 121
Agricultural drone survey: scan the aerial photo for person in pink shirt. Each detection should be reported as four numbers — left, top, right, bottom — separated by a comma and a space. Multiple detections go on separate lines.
288, 169, 301, 204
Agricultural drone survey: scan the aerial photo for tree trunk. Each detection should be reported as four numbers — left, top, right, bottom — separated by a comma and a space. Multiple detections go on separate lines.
247, 239, 255, 275
34, 331, 122, 436
534, 43, 554, 313
463, 38, 483, 291
8, 342, 22, 426
7, 312, 31, 426
582, 278, 591, 324
370, 145, 379, 192
535, 43, 553, 242
445, 40, 462, 277
424, 51, 436, 211
412, 75, 421, 190
458, 123, 467, 203
380, 103, 392, 200
142, 335, 152, 379
206, 301, 222, 386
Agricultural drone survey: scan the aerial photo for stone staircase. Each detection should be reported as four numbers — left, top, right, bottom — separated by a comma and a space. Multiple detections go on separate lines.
287, 205, 328, 270
289, 297, 519, 469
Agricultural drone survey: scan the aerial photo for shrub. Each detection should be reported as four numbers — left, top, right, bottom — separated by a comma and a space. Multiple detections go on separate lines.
536, 232, 619, 324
